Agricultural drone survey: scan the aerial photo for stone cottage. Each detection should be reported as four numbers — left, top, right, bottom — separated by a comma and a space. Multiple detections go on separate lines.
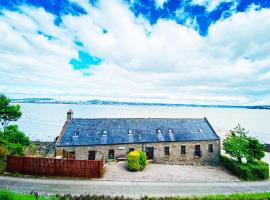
55, 110, 220, 165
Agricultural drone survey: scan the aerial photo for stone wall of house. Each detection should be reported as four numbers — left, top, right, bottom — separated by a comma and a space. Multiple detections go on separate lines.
146, 140, 220, 165
56, 140, 220, 165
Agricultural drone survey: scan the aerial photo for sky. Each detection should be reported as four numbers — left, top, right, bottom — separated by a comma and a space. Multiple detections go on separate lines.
0, 0, 270, 105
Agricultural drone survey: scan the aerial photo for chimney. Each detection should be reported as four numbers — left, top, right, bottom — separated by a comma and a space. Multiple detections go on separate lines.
67, 109, 74, 120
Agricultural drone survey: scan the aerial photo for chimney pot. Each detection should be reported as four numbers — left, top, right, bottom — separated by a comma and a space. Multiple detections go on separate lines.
67, 109, 74, 120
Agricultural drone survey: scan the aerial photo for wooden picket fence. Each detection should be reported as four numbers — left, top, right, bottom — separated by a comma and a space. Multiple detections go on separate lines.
7, 156, 103, 178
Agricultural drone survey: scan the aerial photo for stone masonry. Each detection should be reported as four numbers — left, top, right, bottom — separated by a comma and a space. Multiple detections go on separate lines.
56, 140, 220, 165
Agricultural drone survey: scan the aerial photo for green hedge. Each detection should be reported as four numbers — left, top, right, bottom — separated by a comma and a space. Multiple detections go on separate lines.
221, 156, 269, 181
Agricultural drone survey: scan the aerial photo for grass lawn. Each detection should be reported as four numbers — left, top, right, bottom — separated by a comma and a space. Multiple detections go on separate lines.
1, 189, 270, 200
0, 190, 58, 200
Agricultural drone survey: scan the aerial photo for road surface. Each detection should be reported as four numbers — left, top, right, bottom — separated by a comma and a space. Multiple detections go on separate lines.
0, 176, 270, 198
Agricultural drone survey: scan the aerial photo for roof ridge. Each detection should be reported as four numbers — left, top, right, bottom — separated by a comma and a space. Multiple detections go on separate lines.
71, 117, 205, 120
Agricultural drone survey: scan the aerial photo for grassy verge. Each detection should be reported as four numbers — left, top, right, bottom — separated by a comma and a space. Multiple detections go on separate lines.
58, 193, 270, 200
0, 189, 58, 200
1, 190, 270, 200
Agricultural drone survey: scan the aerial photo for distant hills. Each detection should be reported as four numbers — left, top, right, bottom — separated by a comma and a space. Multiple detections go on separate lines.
10, 98, 270, 110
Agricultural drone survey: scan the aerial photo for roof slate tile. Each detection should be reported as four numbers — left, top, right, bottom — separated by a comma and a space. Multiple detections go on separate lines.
59, 118, 219, 146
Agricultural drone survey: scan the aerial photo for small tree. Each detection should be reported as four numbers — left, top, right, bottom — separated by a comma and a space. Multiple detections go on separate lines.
0, 95, 30, 157
0, 125, 30, 156
1, 125, 30, 147
223, 124, 265, 163
0, 95, 22, 129
223, 124, 249, 162
246, 137, 265, 162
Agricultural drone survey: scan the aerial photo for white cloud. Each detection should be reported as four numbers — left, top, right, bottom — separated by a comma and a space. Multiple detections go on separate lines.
0, 1, 270, 105
155, 0, 168, 9
191, 0, 236, 12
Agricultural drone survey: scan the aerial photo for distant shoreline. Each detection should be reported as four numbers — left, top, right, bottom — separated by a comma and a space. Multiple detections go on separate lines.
11, 99, 270, 110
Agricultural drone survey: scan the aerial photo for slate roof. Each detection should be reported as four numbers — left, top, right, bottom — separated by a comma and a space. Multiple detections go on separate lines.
58, 118, 220, 147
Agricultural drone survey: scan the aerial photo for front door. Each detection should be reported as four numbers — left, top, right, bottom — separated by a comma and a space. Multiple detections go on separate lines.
145, 147, 154, 160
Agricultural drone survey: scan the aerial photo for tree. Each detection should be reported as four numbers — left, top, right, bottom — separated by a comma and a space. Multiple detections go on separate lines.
246, 137, 265, 162
223, 124, 249, 162
0, 95, 30, 156
0, 95, 22, 129
1, 125, 30, 146
223, 124, 265, 163
0, 125, 30, 156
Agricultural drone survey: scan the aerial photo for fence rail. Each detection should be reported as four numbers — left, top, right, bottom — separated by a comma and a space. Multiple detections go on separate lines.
7, 156, 103, 178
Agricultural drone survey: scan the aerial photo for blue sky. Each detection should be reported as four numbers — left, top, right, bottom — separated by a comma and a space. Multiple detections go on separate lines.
0, 0, 270, 105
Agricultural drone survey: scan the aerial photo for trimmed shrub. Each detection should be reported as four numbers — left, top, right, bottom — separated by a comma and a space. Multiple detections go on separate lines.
221, 156, 269, 181
127, 150, 141, 171
127, 150, 147, 171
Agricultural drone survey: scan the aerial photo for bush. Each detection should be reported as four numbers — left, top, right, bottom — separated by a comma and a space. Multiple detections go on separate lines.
221, 156, 269, 181
0, 146, 9, 158
0, 157, 6, 174
139, 151, 147, 170
0, 125, 30, 156
6, 143, 24, 156
1, 125, 30, 147
127, 150, 147, 171
127, 150, 141, 171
